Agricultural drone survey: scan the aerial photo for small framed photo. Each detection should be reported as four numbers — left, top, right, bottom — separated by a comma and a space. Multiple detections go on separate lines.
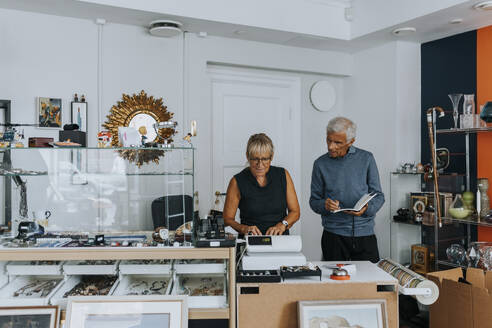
71, 101, 87, 132
38, 97, 62, 128
0, 306, 58, 328
298, 299, 388, 328
67, 295, 188, 328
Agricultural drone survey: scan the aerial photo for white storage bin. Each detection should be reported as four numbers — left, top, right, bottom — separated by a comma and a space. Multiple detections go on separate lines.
6, 261, 63, 275
50, 275, 118, 309
119, 259, 172, 275
175, 259, 226, 274
63, 260, 118, 275
0, 275, 64, 306
0, 261, 8, 289
113, 274, 172, 296
173, 273, 227, 308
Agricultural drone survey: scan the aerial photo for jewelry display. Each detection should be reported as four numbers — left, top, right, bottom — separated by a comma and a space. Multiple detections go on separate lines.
178, 276, 224, 296
124, 278, 169, 295
28, 261, 61, 266
280, 264, 322, 280
124, 259, 170, 265
74, 260, 116, 265
63, 276, 117, 297
12, 279, 61, 298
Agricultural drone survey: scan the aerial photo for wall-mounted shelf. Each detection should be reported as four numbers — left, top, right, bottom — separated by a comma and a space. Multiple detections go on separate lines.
436, 126, 492, 134
442, 216, 492, 228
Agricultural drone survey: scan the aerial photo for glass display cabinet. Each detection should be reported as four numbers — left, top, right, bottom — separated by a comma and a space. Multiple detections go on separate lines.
0, 146, 194, 235
0, 146, 236, 327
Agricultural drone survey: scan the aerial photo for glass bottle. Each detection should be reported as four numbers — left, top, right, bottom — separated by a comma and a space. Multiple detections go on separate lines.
461, 94, 475, 129
478, 178, 490, 220
448, 93, 462, 129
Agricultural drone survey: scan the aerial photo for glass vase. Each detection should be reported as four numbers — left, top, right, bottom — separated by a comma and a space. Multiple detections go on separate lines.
478, 178, 490, 220
448, 94, 462, 129
449, 194, 471, 219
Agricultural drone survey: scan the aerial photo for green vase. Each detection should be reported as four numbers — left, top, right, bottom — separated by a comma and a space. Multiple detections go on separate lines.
462, 191, 475, 210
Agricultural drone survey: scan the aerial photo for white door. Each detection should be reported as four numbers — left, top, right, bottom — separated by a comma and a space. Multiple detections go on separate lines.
209, 68, 301, 235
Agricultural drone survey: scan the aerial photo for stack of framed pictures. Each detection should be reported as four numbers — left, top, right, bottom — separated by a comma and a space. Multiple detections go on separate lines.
0, 306, 58, 328
298, 299, 388, 328
66, 296, 187, 328
0, 296, 188, 328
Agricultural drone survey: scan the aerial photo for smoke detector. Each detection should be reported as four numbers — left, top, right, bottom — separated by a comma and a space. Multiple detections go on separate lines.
392, 27, 416, 36
474, 1, 492, 10
149, 20, 183, 37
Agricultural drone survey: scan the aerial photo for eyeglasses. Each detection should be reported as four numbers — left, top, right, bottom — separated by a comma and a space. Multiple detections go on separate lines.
249, 157, 272, 164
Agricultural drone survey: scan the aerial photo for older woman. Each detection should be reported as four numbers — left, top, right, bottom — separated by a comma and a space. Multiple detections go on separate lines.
223, 133, 300, 236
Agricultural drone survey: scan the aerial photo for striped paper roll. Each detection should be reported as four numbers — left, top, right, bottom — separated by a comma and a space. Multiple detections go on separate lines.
377, 258, 439, 305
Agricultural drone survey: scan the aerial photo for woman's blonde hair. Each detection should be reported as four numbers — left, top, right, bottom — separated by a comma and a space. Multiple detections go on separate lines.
246, 133, 274, 159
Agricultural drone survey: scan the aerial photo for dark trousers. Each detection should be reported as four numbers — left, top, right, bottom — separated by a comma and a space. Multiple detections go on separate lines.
321, 230, 380, 263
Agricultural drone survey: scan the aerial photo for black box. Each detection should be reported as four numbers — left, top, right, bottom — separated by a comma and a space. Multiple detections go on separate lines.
59, 130, 86, 147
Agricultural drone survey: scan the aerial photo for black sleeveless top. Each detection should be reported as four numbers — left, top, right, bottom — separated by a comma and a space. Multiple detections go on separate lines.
234, 166, 288, 235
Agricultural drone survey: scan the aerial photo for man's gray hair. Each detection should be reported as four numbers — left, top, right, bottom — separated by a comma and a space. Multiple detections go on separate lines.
326, 117, 356, 141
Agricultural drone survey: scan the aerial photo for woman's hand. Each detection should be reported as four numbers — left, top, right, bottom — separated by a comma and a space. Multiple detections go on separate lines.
266, 223, 286, 236
240, 225, 262, 236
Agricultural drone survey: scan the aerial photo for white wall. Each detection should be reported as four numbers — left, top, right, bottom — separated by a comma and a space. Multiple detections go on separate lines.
343, 41, 421, 259
0, 7, 422, 260
78, 0, 351, 40
0, 8, 183, 232
351, 0, 467, 38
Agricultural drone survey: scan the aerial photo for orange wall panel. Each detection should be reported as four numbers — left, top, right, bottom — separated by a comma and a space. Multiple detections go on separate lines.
476, 26, 492, 241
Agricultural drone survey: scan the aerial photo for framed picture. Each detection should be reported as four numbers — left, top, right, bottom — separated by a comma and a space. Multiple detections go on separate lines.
0, 306, 58, 328
71, 101, 87, 132
298, 299, 388, 328
38, 97, 62, 128
66, 295, 188, 328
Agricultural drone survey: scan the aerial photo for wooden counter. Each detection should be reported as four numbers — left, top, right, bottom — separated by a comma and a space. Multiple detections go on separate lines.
237, 261, 398, 328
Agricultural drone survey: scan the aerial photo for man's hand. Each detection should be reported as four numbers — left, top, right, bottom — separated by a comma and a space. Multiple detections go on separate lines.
344, 204, 368, 216
325, 198, 340, 212
266, 223, 286, 236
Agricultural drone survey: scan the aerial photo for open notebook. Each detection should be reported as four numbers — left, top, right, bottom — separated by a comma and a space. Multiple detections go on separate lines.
332, 192, 378, 213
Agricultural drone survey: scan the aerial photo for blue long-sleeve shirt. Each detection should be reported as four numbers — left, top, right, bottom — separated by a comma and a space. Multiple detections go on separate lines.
309, 146, 385, 237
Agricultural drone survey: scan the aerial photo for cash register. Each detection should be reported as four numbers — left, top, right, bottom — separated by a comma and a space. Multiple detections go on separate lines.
241, 235, 306, 270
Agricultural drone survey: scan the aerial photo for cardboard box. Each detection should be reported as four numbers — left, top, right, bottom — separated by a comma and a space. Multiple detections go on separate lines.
427, 268, 492, 328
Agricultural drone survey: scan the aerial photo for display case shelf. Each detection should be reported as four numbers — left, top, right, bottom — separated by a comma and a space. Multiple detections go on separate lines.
392, 220, 422, 226
0, 146, 196, 151
436, 126, 492, 134
435, 259, 467, 269
0, 247, 232, 261
441, 216, 492, 228
0, 172, 194, 177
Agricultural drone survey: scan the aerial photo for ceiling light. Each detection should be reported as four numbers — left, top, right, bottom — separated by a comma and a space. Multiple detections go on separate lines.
474, 1, 492, 10
149, 20, 182, 37
449, 18, 463, 24
392, 27, 416, 36
234, 30, 247, 35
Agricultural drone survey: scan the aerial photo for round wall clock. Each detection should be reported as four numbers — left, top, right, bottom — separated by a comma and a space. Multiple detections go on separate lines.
309, 80, 336, 112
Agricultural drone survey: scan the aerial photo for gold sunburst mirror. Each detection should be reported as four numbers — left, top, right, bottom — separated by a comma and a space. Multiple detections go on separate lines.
103, 90, 177, 166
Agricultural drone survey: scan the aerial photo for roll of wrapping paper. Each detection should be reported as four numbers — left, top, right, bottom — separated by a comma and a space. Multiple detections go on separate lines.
377, 258, 439, 305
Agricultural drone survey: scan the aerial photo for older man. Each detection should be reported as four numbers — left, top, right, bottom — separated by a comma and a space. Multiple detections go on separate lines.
309, 117, 384, 262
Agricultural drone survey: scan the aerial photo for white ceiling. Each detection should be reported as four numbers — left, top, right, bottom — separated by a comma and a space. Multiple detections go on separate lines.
1, 0, 492, 52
